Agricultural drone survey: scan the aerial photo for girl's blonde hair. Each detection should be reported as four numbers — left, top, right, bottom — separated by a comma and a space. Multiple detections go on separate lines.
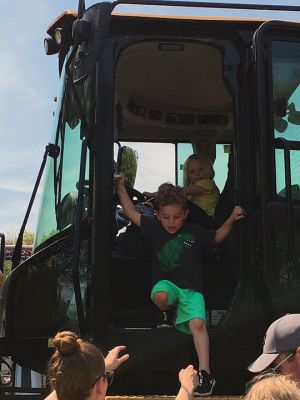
245, 372, 300, 400
48, 331, 105, 400
183, 154, 215, 186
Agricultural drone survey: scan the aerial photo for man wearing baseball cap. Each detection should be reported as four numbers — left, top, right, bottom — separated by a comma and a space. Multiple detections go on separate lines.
248, 314, 300, 378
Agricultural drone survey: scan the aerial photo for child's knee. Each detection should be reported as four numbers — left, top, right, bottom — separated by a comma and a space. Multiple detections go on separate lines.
153, 291, 168, 307
189, 317, 206, 332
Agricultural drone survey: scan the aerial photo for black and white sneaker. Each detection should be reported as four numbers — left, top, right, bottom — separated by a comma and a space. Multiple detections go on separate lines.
156, 310, 174, 328
194, 370, 216, 396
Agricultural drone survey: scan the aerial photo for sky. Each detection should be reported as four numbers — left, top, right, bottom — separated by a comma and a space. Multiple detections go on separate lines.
1, 0, 300, 239
0, 1, 71, 238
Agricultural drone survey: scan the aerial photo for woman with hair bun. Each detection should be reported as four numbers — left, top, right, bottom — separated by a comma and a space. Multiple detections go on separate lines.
45, 330, 198, 400
45, 330, 129, 400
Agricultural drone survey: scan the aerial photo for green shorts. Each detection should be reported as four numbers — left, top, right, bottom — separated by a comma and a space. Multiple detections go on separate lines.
151, 280, 206, 334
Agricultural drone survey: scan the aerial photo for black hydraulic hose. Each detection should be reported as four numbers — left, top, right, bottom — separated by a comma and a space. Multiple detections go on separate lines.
11, 144, 60, 270
0, 233, 5, 273
72, 137, 88, 334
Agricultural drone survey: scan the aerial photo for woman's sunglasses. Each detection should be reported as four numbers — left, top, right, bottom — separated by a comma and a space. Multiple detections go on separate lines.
91, 370, 114, 387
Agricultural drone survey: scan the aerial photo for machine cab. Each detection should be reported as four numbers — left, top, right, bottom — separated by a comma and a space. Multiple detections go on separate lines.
2, 1, 300, 395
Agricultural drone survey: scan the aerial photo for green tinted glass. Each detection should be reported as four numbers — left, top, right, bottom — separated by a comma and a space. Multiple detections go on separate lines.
272, 41, 300, 200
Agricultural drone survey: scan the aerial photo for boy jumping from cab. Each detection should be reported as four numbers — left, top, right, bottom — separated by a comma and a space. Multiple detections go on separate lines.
116, 176, 245, 396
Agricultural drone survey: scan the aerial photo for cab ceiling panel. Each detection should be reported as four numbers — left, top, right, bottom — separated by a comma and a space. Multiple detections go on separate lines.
115, 41, 234, 142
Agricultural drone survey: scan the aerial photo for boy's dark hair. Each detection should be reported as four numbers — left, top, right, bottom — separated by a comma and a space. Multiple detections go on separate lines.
155, 183, 188, 210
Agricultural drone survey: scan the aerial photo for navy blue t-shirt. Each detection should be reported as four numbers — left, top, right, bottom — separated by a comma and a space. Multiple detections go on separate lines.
140, 215, 215, 293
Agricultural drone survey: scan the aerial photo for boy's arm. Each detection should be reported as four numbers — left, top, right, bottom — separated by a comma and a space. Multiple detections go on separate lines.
116, 175, 141, 227
214, 206, 245, 244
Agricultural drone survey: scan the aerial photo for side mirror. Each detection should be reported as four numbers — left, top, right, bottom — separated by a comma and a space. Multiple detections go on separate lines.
116, 146, 138, 188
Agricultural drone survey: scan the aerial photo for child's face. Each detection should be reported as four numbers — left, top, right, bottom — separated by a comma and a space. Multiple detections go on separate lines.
156, 204, 189, 234
188, 159, 210, 184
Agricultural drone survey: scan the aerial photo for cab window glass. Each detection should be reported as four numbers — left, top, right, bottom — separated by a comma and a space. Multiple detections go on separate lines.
214, 144, 230, 192
176, 143, 229, 192
275, 149, 300, 200
35, 77, 90, 248
114, 142, 175, 192
272, 41, 300, 200
177, 143, 193, 186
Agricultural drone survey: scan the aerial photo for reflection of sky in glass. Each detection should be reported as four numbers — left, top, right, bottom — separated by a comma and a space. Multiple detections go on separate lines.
276, 149, 300, 194
273, 41, 300, 193
214, 145, 229, 192
274, 82, 300, 142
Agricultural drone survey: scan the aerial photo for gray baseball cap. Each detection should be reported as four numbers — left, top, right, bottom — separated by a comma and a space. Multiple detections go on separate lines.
248, 314, 300, 373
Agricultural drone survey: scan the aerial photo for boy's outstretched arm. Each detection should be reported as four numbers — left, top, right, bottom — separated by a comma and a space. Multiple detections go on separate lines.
214, 206, 245, 244
116, 175, 141, 227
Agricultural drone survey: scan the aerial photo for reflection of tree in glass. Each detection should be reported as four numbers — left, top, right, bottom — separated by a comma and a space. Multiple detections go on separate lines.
271, 223, 300, 312
42, 230, 59, 243
272, 55, 300, 134
9, 238, 92, 336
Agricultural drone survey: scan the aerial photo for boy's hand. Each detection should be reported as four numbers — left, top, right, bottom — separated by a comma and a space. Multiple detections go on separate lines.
179, 365, 199, 393
114, 173, 125, 190
114, 173, 142, 227
230, 206, 245, 222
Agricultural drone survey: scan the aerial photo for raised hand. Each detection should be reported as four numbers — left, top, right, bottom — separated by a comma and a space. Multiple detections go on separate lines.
105, 345, 129, 371
179, 364, 199, 393
230, 206, 246, 222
